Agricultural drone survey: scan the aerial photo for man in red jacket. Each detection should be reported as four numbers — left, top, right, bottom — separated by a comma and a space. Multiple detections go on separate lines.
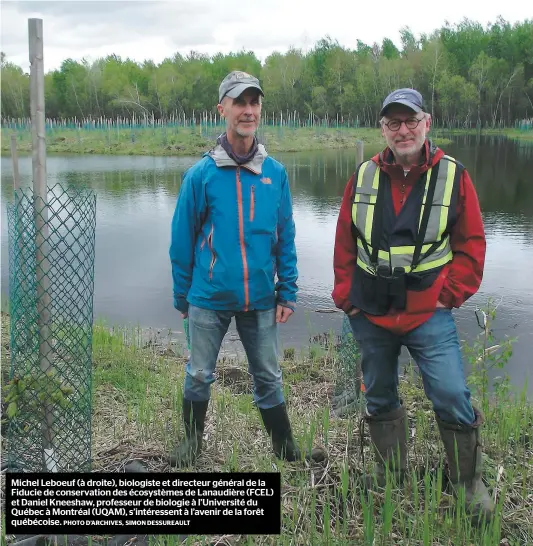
332, 88, 494, 523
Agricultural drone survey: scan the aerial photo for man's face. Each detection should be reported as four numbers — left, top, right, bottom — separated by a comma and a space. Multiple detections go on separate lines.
217, 88, 262, 139
381, 104, 431, 162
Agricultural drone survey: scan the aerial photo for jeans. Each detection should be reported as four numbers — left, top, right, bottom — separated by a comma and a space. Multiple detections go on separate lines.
349, 309, 475, 425
183, 304, 283, 409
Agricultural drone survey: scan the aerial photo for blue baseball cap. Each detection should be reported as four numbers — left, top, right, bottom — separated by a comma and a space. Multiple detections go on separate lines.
380, 88, 425, 116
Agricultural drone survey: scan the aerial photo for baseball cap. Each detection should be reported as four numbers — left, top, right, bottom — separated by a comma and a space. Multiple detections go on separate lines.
380, 88, 425, 116
218, 71, 264, 103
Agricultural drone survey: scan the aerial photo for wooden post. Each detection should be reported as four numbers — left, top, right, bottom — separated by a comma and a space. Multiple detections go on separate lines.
29, 17, 56, 472
355, 140, 364, 170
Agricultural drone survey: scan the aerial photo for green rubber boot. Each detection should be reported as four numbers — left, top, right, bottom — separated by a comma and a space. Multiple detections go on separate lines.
259, 403, 327, 463
436, 407, 495, 524
169, 399, 208, 467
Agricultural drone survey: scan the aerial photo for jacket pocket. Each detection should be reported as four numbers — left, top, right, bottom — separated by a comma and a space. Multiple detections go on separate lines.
249, 181, 277, 235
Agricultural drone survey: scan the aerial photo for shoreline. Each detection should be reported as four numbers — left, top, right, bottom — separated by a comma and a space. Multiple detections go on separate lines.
434, 127, 533, 141
2, 126, 530, 158
8, 125, 525, 158
2, 126, 385, 157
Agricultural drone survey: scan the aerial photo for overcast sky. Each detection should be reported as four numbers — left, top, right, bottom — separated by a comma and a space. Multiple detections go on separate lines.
0, 0, 528, 73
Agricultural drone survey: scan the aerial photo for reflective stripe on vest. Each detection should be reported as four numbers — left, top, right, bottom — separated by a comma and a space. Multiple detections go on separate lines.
351, 156, 457, 274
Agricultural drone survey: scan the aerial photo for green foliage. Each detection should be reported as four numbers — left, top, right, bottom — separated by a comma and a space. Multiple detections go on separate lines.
1, 371, 74, 425
1, 18, 532, 127
436, 73, 478, 123
0, 57, 30, 118
465, 299, 517, 411
382, 38, 401, 60
283, 347, 296, 361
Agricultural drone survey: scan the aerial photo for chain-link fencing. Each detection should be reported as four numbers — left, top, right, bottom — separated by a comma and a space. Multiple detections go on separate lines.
4, 184, 96, 472
332, 314, 365, 417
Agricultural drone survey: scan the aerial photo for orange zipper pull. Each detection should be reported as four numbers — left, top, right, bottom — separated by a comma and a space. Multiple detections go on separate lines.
250, 185, 255, 222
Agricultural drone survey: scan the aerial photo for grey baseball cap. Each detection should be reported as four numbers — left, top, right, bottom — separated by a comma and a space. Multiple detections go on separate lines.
380, 88, 425, 116
218, 70, 264, 103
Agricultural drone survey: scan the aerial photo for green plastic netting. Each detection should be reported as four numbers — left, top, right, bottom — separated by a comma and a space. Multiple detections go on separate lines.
5, 184, 96, 472
332, 314, 364, 417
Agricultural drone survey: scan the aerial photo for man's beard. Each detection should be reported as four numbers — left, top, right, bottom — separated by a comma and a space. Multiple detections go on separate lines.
392, 137, 424, 160
236, 124, 257, 137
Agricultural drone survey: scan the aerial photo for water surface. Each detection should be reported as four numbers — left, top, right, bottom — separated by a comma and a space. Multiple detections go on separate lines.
2, 135, 532, 395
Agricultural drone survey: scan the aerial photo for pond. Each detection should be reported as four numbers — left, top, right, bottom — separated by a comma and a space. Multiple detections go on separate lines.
1, 134, 532, 395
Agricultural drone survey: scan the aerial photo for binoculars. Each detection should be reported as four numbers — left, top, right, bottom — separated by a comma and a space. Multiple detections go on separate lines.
376, 265, 407, 311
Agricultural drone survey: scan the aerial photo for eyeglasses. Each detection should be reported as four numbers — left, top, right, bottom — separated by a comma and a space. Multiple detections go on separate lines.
383, 117, 425, 131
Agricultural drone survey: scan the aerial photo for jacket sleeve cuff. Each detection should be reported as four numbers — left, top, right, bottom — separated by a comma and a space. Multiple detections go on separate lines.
277, 298, 296, 312
437, 289, 455, 308
342, 302, 355, 313
174, 296, 189, 314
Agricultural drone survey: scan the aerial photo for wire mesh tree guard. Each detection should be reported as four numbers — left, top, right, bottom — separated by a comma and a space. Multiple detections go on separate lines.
332, 314, 365, 417
5, 184, 97, 472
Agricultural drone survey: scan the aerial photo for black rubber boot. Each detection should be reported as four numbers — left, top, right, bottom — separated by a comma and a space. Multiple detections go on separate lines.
363, 404, 408, 490
436, 407, 495, 524
259, 402, 327, 463
169, 398, 209, 467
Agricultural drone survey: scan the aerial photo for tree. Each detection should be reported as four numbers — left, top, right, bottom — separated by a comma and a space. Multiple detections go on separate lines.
262, 48, 305, 113
437, 73, 477, 126
419, 37, 447, 119
400, 27, 419, 56
382, 38, 400, 60
1, 55, 30, 118
469, 52, 492, 126
1, 19, 531, 126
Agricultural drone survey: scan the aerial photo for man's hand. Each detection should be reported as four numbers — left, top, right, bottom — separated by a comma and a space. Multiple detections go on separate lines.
348, 307, 360, 316
181, 312, 188, 319
276, 304, 294, 323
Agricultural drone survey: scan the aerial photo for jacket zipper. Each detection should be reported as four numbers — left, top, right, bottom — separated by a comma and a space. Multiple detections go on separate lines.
207, 224, 216, 280
236, 167, 250, 310
250, 185, 255, 222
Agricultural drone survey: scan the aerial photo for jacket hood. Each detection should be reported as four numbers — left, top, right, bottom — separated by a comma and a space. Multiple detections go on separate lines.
206, 143, 269, 175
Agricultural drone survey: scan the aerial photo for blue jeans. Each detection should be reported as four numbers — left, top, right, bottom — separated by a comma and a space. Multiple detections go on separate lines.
183, 305, 284, 409
349, 309, 475, 425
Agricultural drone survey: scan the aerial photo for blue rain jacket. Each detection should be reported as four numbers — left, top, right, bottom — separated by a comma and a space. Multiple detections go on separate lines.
170, 143, 298, 313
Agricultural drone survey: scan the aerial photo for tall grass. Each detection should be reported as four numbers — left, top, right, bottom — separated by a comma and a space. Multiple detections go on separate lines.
86, 305, 533, 545
1, 305, 532, 545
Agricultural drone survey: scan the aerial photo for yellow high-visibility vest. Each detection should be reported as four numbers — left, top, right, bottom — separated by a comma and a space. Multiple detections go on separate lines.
351, 156, 460, 275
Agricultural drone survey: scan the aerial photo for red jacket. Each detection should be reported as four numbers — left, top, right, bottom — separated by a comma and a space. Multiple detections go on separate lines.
331, 141, 486, 335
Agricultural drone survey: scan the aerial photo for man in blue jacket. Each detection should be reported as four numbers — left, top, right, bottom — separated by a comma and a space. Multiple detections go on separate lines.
169, 71, 326, 467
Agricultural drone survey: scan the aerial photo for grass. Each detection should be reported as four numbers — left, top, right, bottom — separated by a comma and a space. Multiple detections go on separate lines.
497, 128, 533, 141
1, 306, 532, 546
0, 125, 453, 157
3, 120, 531, 159
433, 127, 533, 142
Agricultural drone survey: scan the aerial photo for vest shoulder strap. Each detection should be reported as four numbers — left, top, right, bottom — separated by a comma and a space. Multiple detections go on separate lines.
441, 154, 465, 172
353, 160, 379, 196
